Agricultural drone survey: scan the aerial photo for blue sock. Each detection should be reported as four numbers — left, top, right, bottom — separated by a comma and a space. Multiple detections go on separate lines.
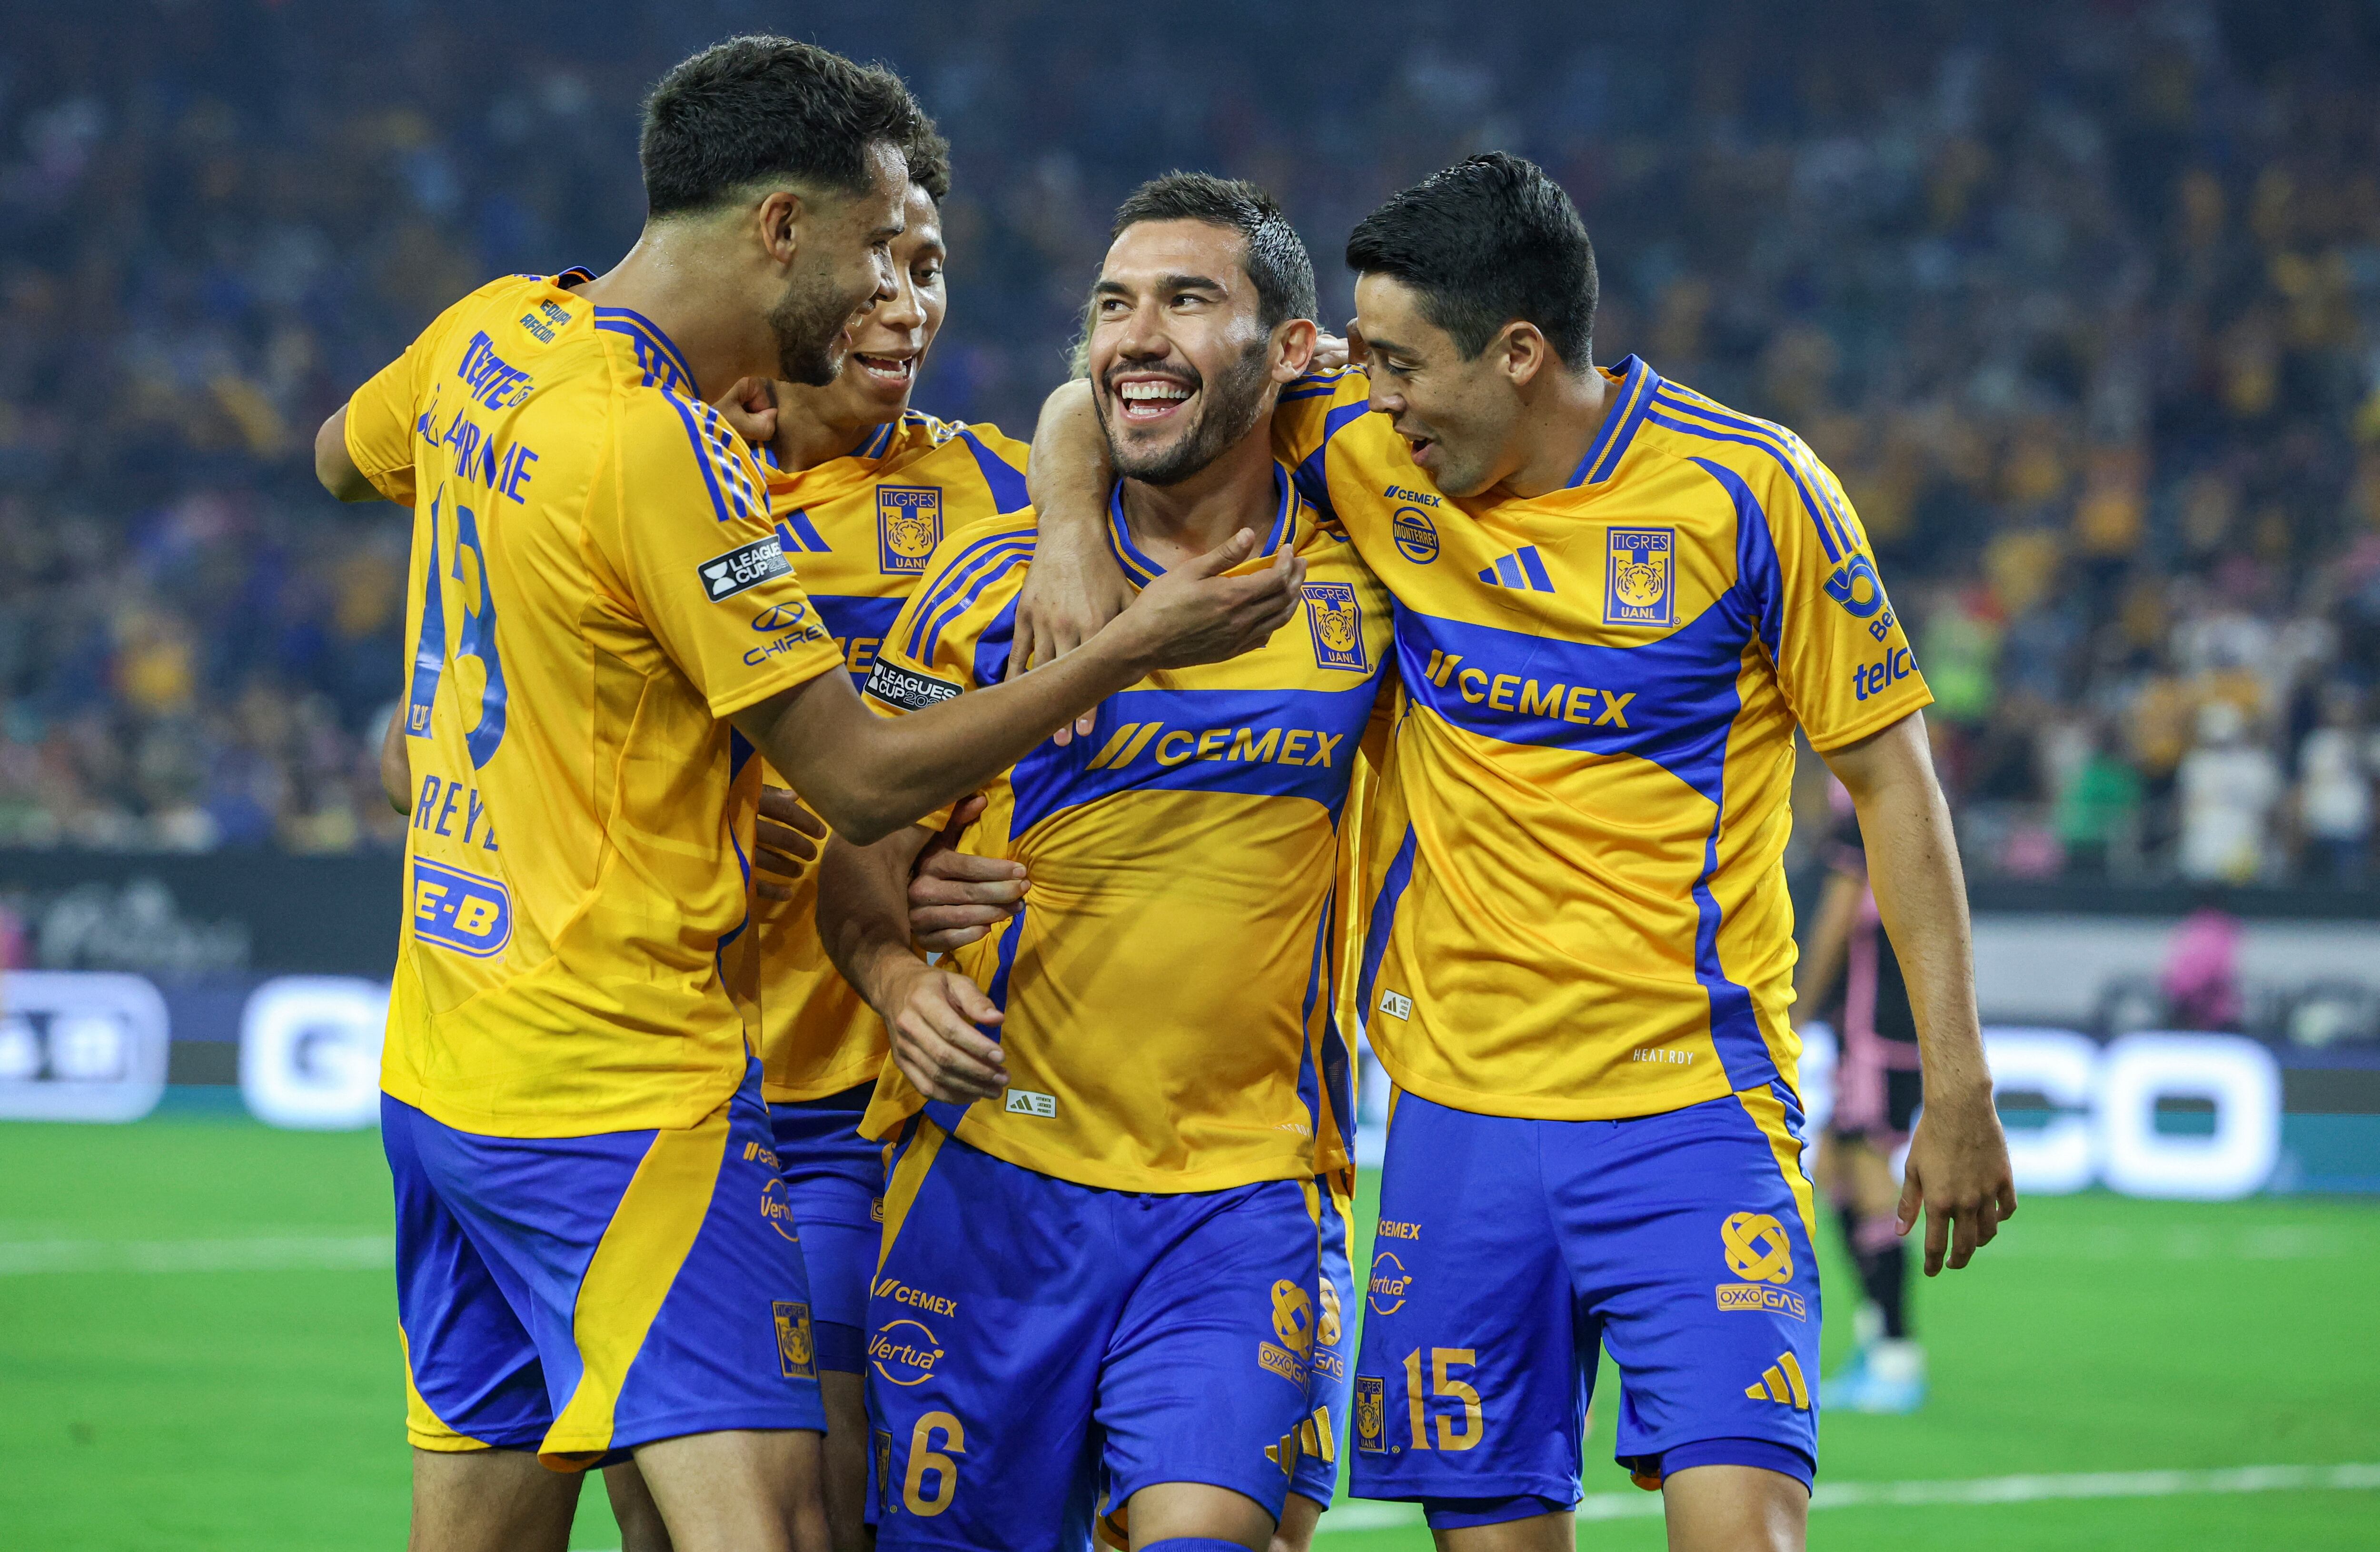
1140, 1541, 1250, 1552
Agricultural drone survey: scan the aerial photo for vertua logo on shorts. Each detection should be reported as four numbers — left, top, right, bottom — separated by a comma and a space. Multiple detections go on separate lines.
773, 1301, 816, 1381
870, 1317, 946, 1386
876, 485, 942, 574
1354, 1377, 1387, 1453
1721, 1211, 1795, 1284
1368, 1249, 1411, 1315
761, 1176, 799, 1243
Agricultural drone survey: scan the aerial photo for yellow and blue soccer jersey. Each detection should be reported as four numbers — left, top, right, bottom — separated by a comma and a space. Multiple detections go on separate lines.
856, 467, 1393, 1192
1276, 356, 1931, 1122
721, 412, 1032, 1104
344, 270, 845, 1138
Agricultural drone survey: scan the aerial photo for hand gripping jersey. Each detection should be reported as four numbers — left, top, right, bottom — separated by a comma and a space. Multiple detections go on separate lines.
857, 466, 1393, 1191
346, 271, 845, 1137
1276, 356, 1931, 1121
720, 412, 1033, 1103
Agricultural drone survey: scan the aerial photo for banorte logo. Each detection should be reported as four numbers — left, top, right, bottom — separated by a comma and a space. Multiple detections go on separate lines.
870, 1318, 946, 1387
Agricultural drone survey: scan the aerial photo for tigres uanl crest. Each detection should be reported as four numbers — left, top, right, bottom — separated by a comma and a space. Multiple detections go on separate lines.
1301, 582, 1369, 673
876, 486, 942, 574
1604, 526, 1676, 627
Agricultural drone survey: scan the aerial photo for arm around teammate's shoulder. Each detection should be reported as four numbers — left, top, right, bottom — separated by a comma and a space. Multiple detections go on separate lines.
730, 529, 1306, 845
1820, 709, 2017, 1276
1012, 379, 1136, 685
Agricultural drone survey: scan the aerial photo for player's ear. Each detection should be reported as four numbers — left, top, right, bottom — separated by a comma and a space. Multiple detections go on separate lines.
1270, 318, 1318, 383
757, 189, 805, 268
1500, 321, 1550, 389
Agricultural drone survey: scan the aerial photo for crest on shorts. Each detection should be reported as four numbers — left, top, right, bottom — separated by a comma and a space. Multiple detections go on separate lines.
1354, 1376, 1387, 1453
1604, 526, 1676, 627
773, 1300, 816, 1380
876, 485, 942, 574
1301, 583, 1369, 673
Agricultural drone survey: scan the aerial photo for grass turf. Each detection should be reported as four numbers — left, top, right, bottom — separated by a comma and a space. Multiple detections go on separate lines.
1, 1112, 2373, 1549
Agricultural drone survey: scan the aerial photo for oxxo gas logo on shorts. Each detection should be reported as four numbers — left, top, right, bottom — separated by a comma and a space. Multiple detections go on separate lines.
1258, 1278, 1311, 1387
1368, 1249, 1412, 1316
1714, 1209, 1805, 1319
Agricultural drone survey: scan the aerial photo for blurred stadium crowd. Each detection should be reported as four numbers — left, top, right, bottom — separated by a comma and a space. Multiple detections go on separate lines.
1, 0, 2377, 883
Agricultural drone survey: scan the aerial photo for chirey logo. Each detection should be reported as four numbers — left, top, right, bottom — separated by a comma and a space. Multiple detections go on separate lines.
1721, 1211, 1795, 1285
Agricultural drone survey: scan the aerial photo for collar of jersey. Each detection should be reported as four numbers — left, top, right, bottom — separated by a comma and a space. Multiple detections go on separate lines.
1105, 460, 1296, 586
761, 414, 921, 500
588, 304, 700, 397
1564, 353, 1661, 488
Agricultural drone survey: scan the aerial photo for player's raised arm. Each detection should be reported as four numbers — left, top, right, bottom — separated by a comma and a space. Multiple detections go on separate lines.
731, 529, 1302, 846
1010, 378, 1133, 685
1821, 711, 2016, 1275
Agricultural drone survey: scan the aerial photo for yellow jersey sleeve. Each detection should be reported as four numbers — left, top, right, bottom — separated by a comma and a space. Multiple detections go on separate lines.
1755, 441, 1931, 750
592, 394, 845, 719
344, 308, 459, 507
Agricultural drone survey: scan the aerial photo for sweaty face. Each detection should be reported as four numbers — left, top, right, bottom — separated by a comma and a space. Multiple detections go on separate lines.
771, 142, 908, 387
1352, 272, 1520, 499
817, 185, 947, 423
1087, 219, 1277, 487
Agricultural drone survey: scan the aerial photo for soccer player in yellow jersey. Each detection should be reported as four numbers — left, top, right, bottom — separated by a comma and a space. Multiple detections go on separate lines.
1016, 154, 2019, 1552
312, 40, 1303, 1552
727, 130, 1038, 1550
816, 175, 1378, 1552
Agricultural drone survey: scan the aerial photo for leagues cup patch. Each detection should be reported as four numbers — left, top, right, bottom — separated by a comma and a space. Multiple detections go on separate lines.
698, 536, 793, 602
876, 485, 942, 575
865, 659, 962, 712
1301, 583, 1369, 673
1604, 526, 1676, 627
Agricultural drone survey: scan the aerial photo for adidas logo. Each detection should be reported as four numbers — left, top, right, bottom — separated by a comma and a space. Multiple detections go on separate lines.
1477, 545, 1556, 591
1745, 1352, 1811, 1410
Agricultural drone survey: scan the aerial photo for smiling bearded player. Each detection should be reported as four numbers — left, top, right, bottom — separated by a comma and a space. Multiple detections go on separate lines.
1014, 152, 2017, 1552
815, 173, 1379, 1552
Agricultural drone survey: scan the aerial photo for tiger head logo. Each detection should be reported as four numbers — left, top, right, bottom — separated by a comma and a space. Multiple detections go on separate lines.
1313, 596, 1359, 653
1355, 1381, 1385, 1447
1614, 550, 1667, 607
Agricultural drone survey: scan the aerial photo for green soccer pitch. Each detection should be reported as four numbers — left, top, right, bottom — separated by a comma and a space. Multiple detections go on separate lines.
2, 1109, 2373, 1550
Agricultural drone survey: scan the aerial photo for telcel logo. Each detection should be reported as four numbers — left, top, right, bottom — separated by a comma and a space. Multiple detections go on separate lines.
1851, 647, 1915, 702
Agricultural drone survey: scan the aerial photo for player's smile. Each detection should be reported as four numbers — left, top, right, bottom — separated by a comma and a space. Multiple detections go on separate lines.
853, 350, 916, 386
1111, 369, 1200, 425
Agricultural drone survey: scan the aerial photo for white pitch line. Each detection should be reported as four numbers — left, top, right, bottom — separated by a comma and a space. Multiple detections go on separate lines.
0, 1234, 392, 1275
1319, 1462, 2380, 1532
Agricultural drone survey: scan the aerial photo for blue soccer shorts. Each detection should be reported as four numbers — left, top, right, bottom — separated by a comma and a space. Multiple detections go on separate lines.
1350, 1084, 1820, 1522
386, 1058, 827, 1467
1291, 1166, 1357, 1512
865, 1120, 1337, 1548
769, 1084, 886, 1375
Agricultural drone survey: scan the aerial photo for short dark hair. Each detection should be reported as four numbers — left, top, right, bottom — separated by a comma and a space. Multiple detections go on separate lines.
1346, 152, 1597, 366
639, 36, 924, 219
1111, 172, 1318, 331
904, 116, 952, 205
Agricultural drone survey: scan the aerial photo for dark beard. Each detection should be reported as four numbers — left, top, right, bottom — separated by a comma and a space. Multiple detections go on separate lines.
1102, 340, 1271, 487
769, 269, 854, 387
